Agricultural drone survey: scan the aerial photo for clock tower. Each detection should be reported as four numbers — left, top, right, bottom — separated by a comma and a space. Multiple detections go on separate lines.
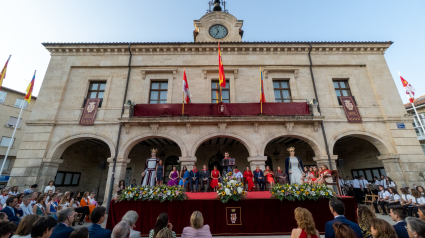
193, 0, 244, 42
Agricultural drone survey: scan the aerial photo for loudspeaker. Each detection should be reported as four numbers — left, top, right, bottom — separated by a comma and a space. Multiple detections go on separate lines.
99, 161, 106, 170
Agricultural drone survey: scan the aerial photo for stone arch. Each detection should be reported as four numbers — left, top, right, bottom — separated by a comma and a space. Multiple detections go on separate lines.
119, 132, 188, 159
260, 131, 325, 157
329, 131, 395, 155
46, 133, 115, 160
189, 132, 256, 157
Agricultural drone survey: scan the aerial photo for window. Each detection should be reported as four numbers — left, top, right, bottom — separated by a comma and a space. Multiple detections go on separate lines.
0, 91, 6, 103
0, 158, 11, 170
333, 80, 352, 97
421, 144, 425, 155
351, 167, 386, 182
211, 80, 229, 103
0, 137, 15, 147
54, 171, 81, 186
413, 114, 425, 137
14, 98, 28, 109
87, 81, 106, 99
6, 117, 22, 128
273, 80, 291, 102
149, 81, 168, 104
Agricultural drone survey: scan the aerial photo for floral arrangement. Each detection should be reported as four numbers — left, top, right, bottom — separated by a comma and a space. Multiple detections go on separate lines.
217, 172, 247, 203
116, 185, 188, 203
270, 183, 335, 201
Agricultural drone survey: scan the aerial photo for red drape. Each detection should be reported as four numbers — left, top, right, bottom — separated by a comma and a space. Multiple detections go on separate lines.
106, 197, 356, 236
133, 102, 310, 117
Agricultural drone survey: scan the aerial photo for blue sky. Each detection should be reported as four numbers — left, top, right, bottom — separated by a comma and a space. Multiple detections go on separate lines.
1, 0, 424, 104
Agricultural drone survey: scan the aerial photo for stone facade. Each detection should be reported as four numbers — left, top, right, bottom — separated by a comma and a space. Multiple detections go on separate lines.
0, 86, 36, 187
7, 11, 425, 203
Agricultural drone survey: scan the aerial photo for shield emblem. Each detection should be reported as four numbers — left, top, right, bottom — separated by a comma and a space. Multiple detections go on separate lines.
87, 102, 96, 113
343, 100, 354, 110
231, 213, 237, 224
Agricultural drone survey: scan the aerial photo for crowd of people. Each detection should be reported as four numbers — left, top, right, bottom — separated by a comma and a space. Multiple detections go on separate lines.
0, 181, 102, 237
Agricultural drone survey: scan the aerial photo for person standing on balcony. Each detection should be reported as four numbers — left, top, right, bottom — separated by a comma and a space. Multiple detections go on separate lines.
285, 147, 304, 185
142, 149, 159, 187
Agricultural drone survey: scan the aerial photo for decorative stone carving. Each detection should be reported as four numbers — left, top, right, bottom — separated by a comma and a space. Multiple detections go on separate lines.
313, 122, 319, 132
285, 122, 294, 132
253, 123, 259, 133
141, 68, 178, 80
124, 124, 131, 134
186, 123, 191, 134
150, 124, 159, 134
218, 123, 227, 133
202, 67, 238, 80
263, 67, 299, 79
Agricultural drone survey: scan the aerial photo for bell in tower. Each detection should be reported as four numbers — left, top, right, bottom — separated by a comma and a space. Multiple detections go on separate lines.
213, 0, 222, 11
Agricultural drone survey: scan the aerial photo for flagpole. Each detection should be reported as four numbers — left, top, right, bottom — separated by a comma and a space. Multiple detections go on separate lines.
260, 67, 263, 115
0, 98, 25, 177
182, 68, 185, 115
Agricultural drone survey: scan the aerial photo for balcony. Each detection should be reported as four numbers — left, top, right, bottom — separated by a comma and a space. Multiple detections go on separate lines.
119, 101, 323, 126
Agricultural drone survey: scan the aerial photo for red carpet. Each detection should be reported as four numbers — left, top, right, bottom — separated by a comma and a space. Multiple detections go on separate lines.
186, 191, 271, 200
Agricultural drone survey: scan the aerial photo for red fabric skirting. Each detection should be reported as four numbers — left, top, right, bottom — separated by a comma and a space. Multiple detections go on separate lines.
133, 102, 310, 117
106, 197, 356, 236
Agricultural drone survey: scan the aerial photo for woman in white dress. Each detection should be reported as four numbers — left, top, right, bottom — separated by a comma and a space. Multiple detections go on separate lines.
284, 147, 304, 185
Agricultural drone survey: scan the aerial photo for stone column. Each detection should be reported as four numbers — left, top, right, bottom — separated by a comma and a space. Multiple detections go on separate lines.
36, 159, 64, 192
377, 154, 405, 187
313, 155, 338, 170
248, 156, 267, 171
179, 156, 196, 171
103, 157, 131, 205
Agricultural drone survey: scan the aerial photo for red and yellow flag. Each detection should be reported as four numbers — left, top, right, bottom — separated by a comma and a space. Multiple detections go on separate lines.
25, 71, 36, 104
0, 55, 11, 91
218, 42, 226, 88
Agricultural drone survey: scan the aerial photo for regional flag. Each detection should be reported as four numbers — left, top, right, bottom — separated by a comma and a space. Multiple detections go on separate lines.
400, 73, 415, 103
260, 69, 266, 103
25, 71, 36, 104
218, 42, 226, 88
0, 55, 11, 91
182, 69, 191, 103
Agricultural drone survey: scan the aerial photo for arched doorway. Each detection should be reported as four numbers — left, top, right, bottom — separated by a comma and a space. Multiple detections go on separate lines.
53, 138, 111, 204
264, 136, 316, 172
194, 136, 250, 173
164, 156, 180, 184
126, 137, 182, 185
333, 136, 385, 182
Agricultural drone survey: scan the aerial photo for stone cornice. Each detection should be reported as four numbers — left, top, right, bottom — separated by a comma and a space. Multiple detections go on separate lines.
43, 43, 392, 56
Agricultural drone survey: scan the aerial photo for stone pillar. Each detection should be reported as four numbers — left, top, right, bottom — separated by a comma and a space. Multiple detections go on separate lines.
103, 157, 131, 205
248, 156, 267, 171
179, 156, 196, 171
36, 159, 64, 191
377, 154, 405, 187
313, 155, 338, 170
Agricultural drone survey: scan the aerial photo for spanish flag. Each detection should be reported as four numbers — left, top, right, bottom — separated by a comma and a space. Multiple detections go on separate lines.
25, 71, 36, 104
0, 55, 11, 91
218, 42, 226, 88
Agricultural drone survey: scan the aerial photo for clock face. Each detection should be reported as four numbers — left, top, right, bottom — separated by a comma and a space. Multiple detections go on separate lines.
209, 25, 228, 39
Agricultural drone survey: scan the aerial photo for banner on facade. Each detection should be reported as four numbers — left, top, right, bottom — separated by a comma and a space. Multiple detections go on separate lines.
79, 98, 101, 126
226, 207, 242, 225
339, 96, 362, 123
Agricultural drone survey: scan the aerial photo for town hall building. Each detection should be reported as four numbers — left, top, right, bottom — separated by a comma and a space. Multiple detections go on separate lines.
8, 1, 424, 204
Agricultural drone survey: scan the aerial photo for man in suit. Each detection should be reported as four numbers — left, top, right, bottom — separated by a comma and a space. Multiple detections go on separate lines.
50, 207, 75, 238
200, 164, 210, 192
325, 198, 363, 238
189, 165, 200, 193
31, 216, 57, 238
88, 207, 111, 238
389, 206, 409, 238
1, 197, 22, 225
253, 166, 265, 191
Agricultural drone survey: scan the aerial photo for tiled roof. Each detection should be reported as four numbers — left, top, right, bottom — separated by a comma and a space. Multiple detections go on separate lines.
42, 41, 393, 46
405, 96, 425, 109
